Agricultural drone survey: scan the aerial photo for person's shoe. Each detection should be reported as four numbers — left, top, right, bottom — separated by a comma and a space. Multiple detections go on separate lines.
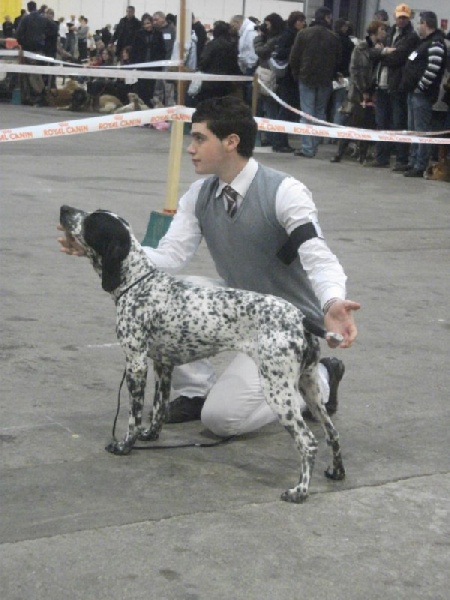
294, 149, 314, 158
330, 155, 341, 163
404, 168, 424, 178
392, 163, 410, 172
153, 395, 205, 423
273, 146, 295, 153
320, 357, 345, 416
363, 160, 389, 168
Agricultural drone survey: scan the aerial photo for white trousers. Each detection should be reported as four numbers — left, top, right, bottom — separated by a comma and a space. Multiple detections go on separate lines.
170, 355, 330, 437
168, 276, 330, 436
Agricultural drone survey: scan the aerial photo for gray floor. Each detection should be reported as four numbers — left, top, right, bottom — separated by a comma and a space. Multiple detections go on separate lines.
1, 104, 449, 600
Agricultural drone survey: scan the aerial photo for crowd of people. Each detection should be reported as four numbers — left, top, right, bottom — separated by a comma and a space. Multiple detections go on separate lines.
2, 3, 449, 177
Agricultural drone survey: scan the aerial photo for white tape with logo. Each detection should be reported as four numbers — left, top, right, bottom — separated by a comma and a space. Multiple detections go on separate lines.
1, 105, 449, 145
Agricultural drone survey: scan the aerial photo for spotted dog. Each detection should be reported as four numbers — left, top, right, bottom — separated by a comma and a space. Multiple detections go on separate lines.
59, 205, 345, 503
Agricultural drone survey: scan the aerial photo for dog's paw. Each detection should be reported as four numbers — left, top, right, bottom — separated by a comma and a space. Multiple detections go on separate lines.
324, 465, 345, 480
105, 439, 133, 455
280, 489, 308, 504
138, 428, 160, 442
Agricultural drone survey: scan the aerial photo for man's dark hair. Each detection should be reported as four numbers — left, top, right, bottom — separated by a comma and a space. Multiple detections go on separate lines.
192, 97, 258, 158
420, 11, 438, 30
212, 20, 230, 39
27, 1, 37, 12
314, 6, 332, 23
374, 9, 389, 22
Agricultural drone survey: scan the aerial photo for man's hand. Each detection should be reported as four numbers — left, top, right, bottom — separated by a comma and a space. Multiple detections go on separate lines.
324, 299, 360, 349
57, 225, 86, 256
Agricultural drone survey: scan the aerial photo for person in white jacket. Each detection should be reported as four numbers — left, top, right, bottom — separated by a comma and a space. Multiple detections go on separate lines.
230, 14, 258, 104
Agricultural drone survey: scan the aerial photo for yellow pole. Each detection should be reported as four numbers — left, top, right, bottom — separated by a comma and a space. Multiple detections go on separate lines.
141, 0, 188, 246
164, 0, 187, 214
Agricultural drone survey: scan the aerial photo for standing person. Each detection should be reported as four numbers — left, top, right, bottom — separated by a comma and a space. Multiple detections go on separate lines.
43, 8, 59, 89
14, 9, 27, 33
130, 15, 166, 108
58, 17, 67, 49
289, 6, 342, 158
113, 5, 141, 59
192, 13, 207, 61
15, 1, 47, 105
331, 18, 355, 125
271, 11, 307, 153
152, 11, 176, 107
59, 97, 360, 436
330, 20, 388, 163
2, 15, 14, 38
65, 21, 78, 61
195, 21, 241, 103
368, 3, 419, 171
230, 14, 258, 105
253, 13, 286, 149
401, 11, 447, 177
77, 16, 89, 62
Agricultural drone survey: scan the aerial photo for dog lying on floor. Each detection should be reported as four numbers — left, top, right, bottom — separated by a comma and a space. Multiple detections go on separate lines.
59, 205, 346, 503
114, 92, 149, 114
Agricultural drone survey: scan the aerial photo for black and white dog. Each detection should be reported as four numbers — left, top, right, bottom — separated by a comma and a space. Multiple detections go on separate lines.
59, 205, 345, 503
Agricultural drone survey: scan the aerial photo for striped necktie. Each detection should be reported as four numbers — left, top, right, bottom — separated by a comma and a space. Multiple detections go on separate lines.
222, 185, 239, 218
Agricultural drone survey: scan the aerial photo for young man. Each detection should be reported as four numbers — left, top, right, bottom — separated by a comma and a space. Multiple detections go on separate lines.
58, 97, 360, 437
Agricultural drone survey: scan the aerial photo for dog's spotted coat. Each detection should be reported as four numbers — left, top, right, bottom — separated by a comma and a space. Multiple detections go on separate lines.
60, 206, 345, 503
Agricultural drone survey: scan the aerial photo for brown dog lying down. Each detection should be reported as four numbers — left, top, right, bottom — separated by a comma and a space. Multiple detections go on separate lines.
425, 146, 450, 182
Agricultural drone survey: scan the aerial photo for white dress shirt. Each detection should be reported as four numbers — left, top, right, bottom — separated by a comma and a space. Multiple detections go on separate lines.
144, 158, 346, 309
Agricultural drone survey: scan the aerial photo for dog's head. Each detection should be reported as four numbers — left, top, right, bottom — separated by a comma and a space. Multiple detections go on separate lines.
60, 205, 132, 292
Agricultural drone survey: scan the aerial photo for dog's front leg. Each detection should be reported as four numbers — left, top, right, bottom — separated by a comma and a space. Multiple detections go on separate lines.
105, 353, 148, 455
139, 362, 173, 442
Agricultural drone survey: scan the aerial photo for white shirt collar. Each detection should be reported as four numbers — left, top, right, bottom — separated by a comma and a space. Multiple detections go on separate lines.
215, 158, 258, 199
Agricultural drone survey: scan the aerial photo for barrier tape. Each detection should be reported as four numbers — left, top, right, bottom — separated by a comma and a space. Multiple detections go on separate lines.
257, 78, 450, 138
2, 54, 446, 139
0, 60, 253, 82
1, 105, 449, 145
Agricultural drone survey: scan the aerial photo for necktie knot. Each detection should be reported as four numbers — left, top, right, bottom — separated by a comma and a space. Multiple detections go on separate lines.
222, 185, 239, 218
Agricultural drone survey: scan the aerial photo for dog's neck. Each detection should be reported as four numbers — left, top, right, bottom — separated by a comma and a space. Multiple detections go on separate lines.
112, 237, 157, 302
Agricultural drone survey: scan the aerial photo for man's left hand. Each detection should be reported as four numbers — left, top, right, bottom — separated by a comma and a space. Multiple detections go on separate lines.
324, 299, 361, 348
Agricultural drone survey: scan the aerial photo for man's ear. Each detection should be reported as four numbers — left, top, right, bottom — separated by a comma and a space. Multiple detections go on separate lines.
101, 239, 130, 292
224, 133, 240, 152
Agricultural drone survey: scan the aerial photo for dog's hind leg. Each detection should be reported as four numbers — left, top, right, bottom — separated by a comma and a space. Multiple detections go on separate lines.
300, 364, 345, 481
139, 362, 173, 442
258, 357, 318, 503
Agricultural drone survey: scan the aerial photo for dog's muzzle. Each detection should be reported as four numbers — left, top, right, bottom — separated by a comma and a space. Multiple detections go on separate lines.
60, 205, 87, 235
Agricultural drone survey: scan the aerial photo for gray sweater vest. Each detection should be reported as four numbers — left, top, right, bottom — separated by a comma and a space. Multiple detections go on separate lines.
195, 164, 324, 326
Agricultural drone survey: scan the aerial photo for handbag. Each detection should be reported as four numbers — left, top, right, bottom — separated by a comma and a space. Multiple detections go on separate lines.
256, 66, 276, 96
269, 53, 288, 79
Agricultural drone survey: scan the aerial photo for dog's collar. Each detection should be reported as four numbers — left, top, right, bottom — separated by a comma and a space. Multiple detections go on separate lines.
115, 272, 153, 303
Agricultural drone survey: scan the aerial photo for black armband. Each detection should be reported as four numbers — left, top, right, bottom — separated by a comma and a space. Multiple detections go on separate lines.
277, 222, 318, 265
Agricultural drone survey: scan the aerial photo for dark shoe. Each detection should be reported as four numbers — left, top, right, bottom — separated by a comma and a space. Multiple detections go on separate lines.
260, 139, 271, 147
320, 357, 345, 416
404, 168, 424, 178
392, 163, 410, 173
330, 155, 341, 163
273, 146, 295, 153
160, 396, 206, 423
294, 149, 314, 158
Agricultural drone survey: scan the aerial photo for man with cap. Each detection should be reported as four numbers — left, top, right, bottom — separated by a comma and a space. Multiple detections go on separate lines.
368, 3, 420, 171
401, 11, 447, 177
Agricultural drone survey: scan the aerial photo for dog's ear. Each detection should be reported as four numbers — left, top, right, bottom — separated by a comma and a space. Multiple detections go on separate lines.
84, 212, 131, 292
101, 239, 130, 291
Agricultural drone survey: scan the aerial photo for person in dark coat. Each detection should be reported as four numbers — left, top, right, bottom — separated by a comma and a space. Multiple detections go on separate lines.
113, 5, 141, 58
196, 20, 241, 103
271, 11, 307, 152
130, 15, 166, 107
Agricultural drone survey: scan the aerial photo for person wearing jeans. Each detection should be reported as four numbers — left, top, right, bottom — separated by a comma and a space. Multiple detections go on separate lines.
289, 7, 341, 158
401, 11, 446, 177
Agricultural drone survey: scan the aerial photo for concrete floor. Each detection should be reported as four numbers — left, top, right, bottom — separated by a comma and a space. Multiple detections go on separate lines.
1, 103, 449, 600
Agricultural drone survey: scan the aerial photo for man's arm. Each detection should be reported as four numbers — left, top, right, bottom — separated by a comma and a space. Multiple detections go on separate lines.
142, 178, 205, 273
416, 40, 446, 93
276, 178, 360, 347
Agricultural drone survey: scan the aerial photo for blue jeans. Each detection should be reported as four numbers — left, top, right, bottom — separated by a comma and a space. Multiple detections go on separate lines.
407, 91, 433, 171
374, 89, 410, 166
298, 81, 332, 156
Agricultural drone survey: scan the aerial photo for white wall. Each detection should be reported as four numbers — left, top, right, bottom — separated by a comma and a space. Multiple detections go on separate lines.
369, 1, 449, 32
38, 0, 305, 33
